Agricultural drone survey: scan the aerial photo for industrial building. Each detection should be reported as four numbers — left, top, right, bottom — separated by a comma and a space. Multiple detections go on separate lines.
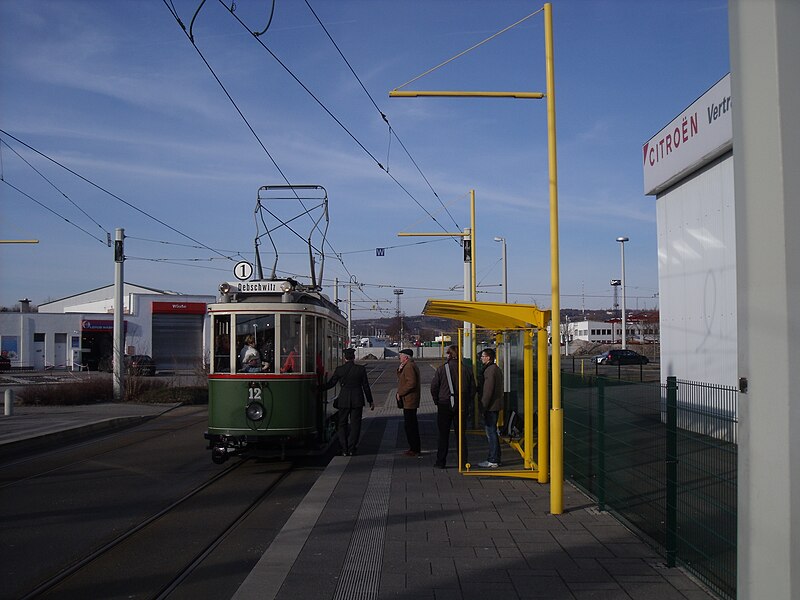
0, 283, 214, 372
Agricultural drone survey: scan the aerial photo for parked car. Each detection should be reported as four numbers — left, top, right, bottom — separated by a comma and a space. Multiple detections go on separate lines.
125, 354, 156, 376
0, 354, 10, 371
595, 349, 649, 366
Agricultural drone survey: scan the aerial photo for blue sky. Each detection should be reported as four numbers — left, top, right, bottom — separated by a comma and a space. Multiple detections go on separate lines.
0, 0, 729, 318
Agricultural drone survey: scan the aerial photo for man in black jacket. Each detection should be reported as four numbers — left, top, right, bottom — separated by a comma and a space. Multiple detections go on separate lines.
430, 345, 475, 469
322, 347, 374, 456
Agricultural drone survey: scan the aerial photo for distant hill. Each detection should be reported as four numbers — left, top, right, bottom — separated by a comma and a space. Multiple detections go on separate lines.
351, 315, 458, 340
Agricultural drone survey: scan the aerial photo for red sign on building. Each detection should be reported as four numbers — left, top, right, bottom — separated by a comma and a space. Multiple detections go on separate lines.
152, 301, 207, 315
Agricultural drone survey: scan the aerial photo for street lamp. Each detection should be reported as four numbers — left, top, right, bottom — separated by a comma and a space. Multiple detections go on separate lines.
494, 236, 510, 394
493, 237, 508, 304
616, 237, 629, 349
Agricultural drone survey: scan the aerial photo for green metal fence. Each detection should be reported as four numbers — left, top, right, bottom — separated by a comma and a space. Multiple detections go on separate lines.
562, 373, 738, 600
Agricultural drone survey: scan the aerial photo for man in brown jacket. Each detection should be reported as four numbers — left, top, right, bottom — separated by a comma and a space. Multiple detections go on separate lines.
397, 348, 421, 456
478, 347, 504, 468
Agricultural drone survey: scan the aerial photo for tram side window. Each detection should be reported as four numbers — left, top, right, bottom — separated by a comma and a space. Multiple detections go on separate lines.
305, 316, 316, 374
280, 314, 301, 373
236, 315, 275, 373
213, 315, 231, 374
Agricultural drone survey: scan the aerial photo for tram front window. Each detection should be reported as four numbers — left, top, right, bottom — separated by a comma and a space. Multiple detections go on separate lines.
236, 315, 275, 373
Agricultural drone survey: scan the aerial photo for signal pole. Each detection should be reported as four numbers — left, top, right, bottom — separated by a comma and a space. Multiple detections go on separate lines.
113, 228, 125, 402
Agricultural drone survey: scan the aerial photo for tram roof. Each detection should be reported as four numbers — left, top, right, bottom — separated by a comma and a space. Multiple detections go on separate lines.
422, 300, 550, 330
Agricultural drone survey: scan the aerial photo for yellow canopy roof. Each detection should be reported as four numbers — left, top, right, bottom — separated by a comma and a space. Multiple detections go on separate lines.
422, 299, 550, 330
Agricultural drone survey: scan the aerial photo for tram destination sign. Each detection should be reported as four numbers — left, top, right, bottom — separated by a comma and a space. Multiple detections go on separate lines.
223, 280, 291, 294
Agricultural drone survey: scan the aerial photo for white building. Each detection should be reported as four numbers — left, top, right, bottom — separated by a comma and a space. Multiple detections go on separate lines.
0, 283, 214, 372
560, 315, 660, 347
644, 74, 736, 387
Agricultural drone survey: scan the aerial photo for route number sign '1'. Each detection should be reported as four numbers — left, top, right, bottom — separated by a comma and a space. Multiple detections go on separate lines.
234, 261, 253, 281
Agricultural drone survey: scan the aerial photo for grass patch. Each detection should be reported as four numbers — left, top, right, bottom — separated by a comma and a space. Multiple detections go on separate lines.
19, 378, 113, 406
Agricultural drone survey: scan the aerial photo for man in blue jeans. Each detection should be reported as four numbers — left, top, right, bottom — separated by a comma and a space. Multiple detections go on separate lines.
478, 347, 503, 468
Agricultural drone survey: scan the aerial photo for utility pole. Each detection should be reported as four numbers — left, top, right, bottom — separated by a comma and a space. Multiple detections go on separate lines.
393, 289, 404, 347
113, 228, 125, 402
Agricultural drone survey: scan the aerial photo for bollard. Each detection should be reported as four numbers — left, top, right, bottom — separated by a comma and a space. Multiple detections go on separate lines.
4, 388, 14, 416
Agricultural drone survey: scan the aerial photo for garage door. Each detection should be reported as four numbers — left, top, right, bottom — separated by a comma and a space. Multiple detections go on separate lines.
152, 313, 203, 371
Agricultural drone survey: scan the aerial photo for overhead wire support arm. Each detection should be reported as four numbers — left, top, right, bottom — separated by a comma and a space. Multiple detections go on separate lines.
390, 91, 544, 99
397, 232, 468, 237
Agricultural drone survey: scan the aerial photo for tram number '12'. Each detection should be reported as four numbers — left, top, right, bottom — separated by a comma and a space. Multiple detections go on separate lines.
248, 385, 262, 400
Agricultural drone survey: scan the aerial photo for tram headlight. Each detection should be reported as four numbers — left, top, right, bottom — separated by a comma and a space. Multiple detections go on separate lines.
245, 401, 265, 421
280, 280, 294, 293
219, 282, 231, 294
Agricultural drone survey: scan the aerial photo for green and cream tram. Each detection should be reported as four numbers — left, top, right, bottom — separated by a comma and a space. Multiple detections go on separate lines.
204, 278, 346, 463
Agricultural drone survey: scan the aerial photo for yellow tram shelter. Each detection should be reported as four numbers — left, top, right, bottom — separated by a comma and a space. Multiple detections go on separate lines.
422, 300, 551, 484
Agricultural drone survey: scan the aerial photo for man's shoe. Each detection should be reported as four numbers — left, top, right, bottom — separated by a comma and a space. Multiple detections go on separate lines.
350, 448, 358, 456
434, 462, 446, 469
477, 460, 499, 468
403, 450, 417, 457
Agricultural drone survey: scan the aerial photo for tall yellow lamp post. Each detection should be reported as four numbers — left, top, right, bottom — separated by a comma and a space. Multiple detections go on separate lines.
390, 3, 562, 513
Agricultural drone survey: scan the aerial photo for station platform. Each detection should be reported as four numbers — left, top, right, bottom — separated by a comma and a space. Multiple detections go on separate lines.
233, 396, 716, 600
0, 392, 717, 599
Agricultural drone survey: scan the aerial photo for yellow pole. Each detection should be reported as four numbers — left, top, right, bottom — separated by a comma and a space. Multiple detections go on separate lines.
544, 2, 563, 514
458, 328, 466, 472
524, 329, 534, 469
537, 328, 549, 483
470, 191, 478, 372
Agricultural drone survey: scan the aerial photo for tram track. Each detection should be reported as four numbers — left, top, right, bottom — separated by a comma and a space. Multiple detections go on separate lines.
21, 457, 295, 600
0, 407, 208, 490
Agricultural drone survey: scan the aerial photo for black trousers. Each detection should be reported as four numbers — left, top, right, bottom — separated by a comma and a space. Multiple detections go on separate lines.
403, 408, 420, 453
436, 405, 468, 466
337, 406, 363, 452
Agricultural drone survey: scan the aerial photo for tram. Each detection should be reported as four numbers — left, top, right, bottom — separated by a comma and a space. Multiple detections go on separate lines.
204, 185, 346, 463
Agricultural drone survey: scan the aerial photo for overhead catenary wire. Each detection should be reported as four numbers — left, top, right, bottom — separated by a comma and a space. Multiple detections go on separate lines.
126, 235, 244, 255
215, 0, 456, 240
0, 137, 110, 241
303, 0, 462, 236
163, 0, 357, 283
0, 128, 233, 261
1, 179, 108, 245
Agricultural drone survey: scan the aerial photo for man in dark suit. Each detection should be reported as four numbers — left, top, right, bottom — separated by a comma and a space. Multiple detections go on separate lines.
322, 347, 374, 456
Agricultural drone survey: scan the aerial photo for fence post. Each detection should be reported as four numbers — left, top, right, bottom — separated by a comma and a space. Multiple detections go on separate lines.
666, 376, 678, 567
4, 389, 14, 416
597, 378, 606, 511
